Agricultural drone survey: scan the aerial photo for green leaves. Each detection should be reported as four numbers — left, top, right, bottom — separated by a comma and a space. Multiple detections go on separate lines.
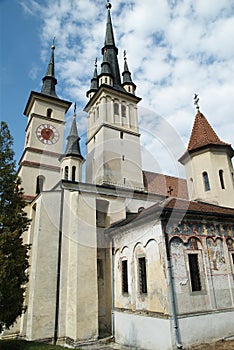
0, 122, 30, 332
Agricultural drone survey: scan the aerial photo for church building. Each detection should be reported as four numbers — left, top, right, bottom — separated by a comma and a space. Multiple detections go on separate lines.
6, 3, 234, 349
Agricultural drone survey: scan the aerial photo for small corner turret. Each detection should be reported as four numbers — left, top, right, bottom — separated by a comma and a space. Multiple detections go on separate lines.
122, 51, 136, 95
60, 103, 84, 182
179, 95, 234, 208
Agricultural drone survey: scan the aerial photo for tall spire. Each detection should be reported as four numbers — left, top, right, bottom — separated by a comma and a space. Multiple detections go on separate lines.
101, 2, 122, 89
63, 103, 84, 160
41, 39, 58, 98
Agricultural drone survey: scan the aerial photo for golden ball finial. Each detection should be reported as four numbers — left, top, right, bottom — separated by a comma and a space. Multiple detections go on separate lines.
106, 2, 112, 10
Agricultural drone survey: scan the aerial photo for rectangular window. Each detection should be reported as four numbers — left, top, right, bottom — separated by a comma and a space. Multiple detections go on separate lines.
122, 260, 128, 293
138, 257, 147, 293
232, 253, 234, 265
188, 254, 201, 292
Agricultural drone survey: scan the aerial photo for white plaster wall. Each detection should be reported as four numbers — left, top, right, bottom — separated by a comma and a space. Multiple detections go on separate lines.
179, 310, 234, 347
29, 99, 66, 122
18, 166, 60, 197
25, 192, 61, 340
62, 191, 98, 341
114, 311, 172, 350
184, 149, 234, 208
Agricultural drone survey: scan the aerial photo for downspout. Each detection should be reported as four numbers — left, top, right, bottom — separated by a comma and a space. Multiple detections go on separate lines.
53, 187, 64, 344
111, 238, 115, 338
162, 218, 183, 349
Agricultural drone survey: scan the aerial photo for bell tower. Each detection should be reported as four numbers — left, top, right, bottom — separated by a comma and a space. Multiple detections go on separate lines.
84, 2, 144, 190
179, 96, 234, 208
18, 43, 72, 199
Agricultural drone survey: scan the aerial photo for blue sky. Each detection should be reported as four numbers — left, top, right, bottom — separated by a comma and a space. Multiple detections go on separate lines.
1, 0, 234, 178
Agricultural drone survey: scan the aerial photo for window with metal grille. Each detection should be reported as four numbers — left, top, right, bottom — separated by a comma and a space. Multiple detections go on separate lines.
188, 254, 201, 292
122, 260, 128, 293
138, 257, 147, 293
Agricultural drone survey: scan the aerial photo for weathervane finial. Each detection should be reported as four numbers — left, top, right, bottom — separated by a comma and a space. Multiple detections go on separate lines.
51, 36, 55, 50
194, 93, 200, 111
74, 102, 77, 117
106, 1, 112, 10
123, 50, 127, 60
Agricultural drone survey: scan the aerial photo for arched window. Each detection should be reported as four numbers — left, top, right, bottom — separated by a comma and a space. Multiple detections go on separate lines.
114, 102, 119, 115
36, 175, 45, 194
72, 166, 76, 181
47, 108, 52, 118
219, 170, 225, 189
203, 171, 210, 191
121, 105, 126, 118
64, 166, 69, 180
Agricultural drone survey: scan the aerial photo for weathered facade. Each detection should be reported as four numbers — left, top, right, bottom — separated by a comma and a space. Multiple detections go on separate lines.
3, 3, 234, 349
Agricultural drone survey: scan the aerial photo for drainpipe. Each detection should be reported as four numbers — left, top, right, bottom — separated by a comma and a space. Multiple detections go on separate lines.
53, 187, 64, 345
111, 239, 115, 338
162, 219, 183, 349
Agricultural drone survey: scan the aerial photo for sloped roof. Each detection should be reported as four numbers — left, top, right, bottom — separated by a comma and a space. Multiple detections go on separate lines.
187, 111, 229, 152
106, 197, 234, 234
143, 171, 189, 200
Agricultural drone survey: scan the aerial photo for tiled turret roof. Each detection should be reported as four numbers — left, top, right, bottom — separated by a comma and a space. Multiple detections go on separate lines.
187, 111, 229, 152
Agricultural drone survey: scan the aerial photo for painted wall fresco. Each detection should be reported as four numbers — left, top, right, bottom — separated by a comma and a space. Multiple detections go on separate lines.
168, 222, 234, 237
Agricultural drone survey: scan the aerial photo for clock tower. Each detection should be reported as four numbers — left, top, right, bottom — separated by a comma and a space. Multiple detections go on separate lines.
18, 43, 72, 199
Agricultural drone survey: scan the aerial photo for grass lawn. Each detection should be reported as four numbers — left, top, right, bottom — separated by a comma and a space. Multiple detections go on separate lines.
0, 339, 72, 350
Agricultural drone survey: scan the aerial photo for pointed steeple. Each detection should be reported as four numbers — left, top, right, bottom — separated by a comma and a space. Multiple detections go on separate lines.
187, 110, 230, 152
122, 51, 136, 94
41, 40, 58, 98
86, 59, 99, 99
100, 2, 123, 90
63, 104, 84, 160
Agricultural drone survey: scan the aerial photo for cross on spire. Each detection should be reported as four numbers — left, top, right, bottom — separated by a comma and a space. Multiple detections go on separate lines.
194, 93, 200, 111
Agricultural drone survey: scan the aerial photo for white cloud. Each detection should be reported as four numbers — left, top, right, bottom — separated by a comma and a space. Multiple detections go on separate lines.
20, 0, 234, 177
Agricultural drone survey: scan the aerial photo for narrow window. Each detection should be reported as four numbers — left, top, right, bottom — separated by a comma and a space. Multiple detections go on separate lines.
203, 171, 210, 191
232, 253, 234, 265
122, 260, 128, 293
47, 108, 52, 118
36, 175, 44, 194
219, 170, 225, 189
188, 254, 201, 292
121, 105, 126, 118
65, 166, 69, 180
138, 257, 147, 293
114, 102, 119, 115
105, 77, 107, 84
72, 166, 76, 181
97, 106, 99, 119
120, 131, 123, 139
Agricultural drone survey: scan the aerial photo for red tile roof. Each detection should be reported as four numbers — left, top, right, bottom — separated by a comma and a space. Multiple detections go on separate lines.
164, 198, 234, 216
143, 171, 189, 200
187, 111, 229, 152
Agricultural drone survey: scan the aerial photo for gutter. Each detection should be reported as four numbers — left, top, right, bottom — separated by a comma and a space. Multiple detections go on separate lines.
53, 187, 64, 344
162, 219, 183, 349
111, 240, 115, 338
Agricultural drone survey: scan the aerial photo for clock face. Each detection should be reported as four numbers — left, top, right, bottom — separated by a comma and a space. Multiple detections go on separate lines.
36, 124, 59, 145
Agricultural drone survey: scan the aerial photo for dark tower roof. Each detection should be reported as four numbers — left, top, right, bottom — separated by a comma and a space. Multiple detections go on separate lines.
100, 2, 123, 90
41, 43, 58, 98
63, 108, 84, 160
122, 52, 136, 89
